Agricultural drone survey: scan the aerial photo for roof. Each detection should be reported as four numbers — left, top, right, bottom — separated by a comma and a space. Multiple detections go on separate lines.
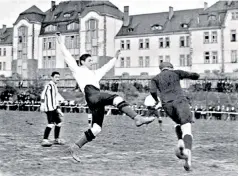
116, 8, 204, 37
0, 27, 13, 45
14, 5, 45, 25
81, 1, 123, 19
204, 1, 238, 12
40, 0, 123, 35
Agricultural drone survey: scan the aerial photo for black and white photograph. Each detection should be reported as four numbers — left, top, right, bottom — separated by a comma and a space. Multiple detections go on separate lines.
0, 0, 238, 175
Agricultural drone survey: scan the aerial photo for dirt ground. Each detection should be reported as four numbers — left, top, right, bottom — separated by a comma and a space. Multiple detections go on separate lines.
0, 111, 237, 176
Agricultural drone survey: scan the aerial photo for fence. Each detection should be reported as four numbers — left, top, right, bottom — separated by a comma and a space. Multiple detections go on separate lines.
1, 103, 237, 121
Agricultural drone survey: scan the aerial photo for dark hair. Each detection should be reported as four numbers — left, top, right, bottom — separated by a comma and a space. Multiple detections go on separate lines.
79, 54, 91, 65
51, 71, 60, 77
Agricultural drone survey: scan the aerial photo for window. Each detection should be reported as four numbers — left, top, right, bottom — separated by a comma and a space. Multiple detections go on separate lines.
159, 38, 164, 48
120, 40, 124, 50
126, 57, 130, 67
231, 50, 238, 63
65, 35, 79, 49
43, 38, 47, 50
0, 48, 1, 56
126, 40, 130, 50
86, 19, 98, 44
212, 51, 218, 64
204, 32, 209, 43
159, 56, 163, 63
0, 62, 2, 70
145, 38, 149, 49
212, 31, 217, 43
145, 56, 150, 67
3, 48, 6, 56
186, 55, 191, 66
186, 36, 190, 47
165, 55, 170, 62
165, 37, 170, 48
180, 36, 185, 47
92, 47, 98, 56
208, 15, 216, 20
17, 50, 22, 59
139, 39, 143, 49
139, 56, 143, 67
231, 30, 237, 42
180, 55, 185, 66
128, 28, 134, 32
64, 13, 71, 18
232, 12, 238, 20
204, 52, 210, 63
181, 23, 188, 28
151, 24, 162, 31
45, 25, 57, 32
3, 62, 6, 70
120, 57, 124, 67
51, 56, 56, 68
48, 38, 52, 49
67, 22, 79, 30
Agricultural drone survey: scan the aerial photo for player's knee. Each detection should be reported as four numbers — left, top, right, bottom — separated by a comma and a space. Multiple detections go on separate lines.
91, 123, 101, 136
181, 123, 192, 137
113, 96, 124, 106
84, 123, 101, 141
47, 123, 55, 128
113, 96, 129, 109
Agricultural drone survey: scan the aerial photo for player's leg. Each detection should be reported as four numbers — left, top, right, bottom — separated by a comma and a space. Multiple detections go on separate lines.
99, 93, 155, 127
176, 99, 193, 171
70, 106, 104, 162
53, 110, 65, 145
42, 111, 54, 147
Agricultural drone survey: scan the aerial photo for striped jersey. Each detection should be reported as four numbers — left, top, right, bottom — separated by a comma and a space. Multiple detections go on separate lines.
41, 81, 63, 112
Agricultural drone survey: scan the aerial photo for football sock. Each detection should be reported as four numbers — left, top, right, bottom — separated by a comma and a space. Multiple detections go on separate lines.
183, 134, 193, 150
175, 125, 183, 140
54, 126, 61, 139
75, 133, 89, 148
119, 105, 138, 119
43, 127, 52, 139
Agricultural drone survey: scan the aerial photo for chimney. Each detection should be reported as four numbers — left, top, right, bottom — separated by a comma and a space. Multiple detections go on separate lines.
169, 6, 174, 20
123, 6, 130, 27
2, 25, 6, 34
51, 1, 56, 11
204, 2, 208, 10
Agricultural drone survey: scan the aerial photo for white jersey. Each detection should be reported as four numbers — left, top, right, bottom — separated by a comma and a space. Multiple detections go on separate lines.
144, 95, 161, 107
58, 40, 117, 93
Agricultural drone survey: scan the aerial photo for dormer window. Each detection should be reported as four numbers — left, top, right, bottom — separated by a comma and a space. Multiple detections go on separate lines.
45, 25, 57, 32
67, 22, 79, 30
54, 12, 61, 19
128, 28, 134, 32
64, 13, 71, 18
208, 15, 216, 21
151, 24, 162, 31
181, 23, 188, 28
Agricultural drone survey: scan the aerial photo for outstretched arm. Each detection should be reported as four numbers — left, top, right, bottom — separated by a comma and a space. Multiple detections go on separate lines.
55, 33, 78, 73
94, 50, 121, 80
174, 70, 200, 80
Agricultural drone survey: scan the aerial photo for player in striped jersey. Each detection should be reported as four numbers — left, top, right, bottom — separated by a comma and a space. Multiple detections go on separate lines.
40, 71, 65, 147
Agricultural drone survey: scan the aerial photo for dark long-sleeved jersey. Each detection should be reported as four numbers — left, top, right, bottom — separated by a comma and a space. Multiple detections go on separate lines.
150, 70, 200, 104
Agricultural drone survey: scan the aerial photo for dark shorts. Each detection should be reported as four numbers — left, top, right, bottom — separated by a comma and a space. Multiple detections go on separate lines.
45, 109, 61, 124
162, 98, 192, 125
85, 85, 118, 127
147, 106, 159, 117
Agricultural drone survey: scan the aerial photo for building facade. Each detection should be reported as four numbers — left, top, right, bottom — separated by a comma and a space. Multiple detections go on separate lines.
0, 25, 13, 77
5, 0, 238, 78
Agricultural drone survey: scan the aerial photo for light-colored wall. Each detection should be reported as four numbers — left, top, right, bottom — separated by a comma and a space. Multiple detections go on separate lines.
0, 45, 12, 77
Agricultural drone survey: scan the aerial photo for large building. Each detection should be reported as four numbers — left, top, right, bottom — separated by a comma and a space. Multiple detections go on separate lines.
2, 0, 239, 78
0, 25, 13, 77
115, 1, 238, 76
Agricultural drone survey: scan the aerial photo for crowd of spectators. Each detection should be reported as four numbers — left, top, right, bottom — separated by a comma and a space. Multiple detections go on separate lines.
192, 79, 238, 92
